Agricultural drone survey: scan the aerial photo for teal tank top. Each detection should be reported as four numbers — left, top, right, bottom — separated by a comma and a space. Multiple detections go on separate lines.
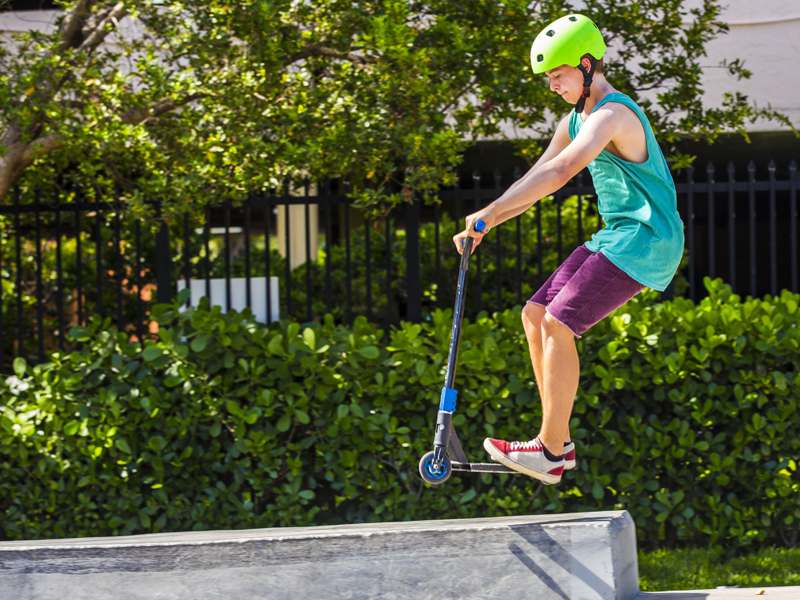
568, 91, 685, 291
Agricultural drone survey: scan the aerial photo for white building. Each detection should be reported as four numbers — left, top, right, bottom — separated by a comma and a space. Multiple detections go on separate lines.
689, 0, 800, 131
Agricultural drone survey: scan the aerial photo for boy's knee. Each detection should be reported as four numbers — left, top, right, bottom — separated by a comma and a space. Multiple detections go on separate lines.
521, 302, 545, 331
541, 311, 576, 337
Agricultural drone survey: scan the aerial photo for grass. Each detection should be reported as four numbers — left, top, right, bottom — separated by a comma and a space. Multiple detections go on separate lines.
639, 546, 800, 591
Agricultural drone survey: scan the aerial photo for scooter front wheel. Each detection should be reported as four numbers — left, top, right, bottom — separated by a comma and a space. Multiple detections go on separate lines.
418, 450, 452, 485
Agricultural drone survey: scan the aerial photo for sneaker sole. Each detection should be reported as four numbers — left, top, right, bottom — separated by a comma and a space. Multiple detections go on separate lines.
482, 438, 562, 485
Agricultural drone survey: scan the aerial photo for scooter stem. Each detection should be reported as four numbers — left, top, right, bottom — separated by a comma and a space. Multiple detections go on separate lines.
432, 219, 485, 467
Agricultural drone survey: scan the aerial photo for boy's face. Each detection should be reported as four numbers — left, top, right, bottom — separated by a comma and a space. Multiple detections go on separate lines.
544, 65, 583, 106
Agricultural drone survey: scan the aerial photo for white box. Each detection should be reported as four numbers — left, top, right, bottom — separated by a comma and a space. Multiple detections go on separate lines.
176, 276, 280, 323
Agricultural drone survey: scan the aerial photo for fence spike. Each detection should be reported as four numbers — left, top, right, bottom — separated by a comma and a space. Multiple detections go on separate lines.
747, 160, 756, 178
493, 169, 502, 189
727, 161, 735, 179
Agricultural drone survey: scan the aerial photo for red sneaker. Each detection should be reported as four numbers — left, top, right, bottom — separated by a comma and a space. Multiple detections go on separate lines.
483, 436, 564, 485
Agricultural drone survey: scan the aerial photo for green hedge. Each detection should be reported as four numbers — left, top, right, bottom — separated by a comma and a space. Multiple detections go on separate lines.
1, 277, 798, 554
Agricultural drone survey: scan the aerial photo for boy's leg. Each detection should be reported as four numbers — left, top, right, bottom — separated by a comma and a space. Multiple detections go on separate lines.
535, 250, 645, 457
523, 244, 595, 441
536, 312, 579, 456
487, 248, 643, 483
521, 302, 570, 444
521, 303, 546, 406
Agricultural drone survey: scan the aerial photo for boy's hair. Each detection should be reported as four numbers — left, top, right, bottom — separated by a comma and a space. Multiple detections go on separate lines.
593, 57, 604, 74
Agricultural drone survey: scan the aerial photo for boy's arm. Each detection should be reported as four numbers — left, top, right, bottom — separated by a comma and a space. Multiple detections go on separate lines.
489, 106, 619, 226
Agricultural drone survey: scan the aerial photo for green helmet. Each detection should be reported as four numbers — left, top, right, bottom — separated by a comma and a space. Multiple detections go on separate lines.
530, 14, 606, 74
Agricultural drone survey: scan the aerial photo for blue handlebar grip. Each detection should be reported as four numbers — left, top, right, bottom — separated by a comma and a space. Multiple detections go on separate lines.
474, 219, 486, 233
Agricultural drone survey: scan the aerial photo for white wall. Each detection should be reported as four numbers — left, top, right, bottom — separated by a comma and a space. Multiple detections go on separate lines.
687, 1, 800, 131
0, 9, 59, 34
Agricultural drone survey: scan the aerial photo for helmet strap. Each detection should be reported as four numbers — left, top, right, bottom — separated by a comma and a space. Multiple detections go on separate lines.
574, 55, 598, 114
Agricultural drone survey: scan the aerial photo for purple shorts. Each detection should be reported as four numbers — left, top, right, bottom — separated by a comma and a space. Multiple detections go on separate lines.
528, 244, 645, 338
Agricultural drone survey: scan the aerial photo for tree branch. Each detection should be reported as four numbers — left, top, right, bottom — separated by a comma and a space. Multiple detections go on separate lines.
80, 2, 128, 53
289, 44, 376, 66
59, 0, 94, 51
0, 135, 63, 199
121, 93, 207, 125
1, 124, 21, 149
635, 82, 668, 92
19, 135, 63, 166
440, 76, 478, 115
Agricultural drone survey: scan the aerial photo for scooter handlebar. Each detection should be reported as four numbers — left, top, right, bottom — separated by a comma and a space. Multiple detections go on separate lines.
459, 218, 487, 256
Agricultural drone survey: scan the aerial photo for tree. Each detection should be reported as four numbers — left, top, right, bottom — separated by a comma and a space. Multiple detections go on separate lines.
0, 0, 793, 217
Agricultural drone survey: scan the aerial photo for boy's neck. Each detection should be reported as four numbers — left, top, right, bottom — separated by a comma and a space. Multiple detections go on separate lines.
579, 76, 617, 118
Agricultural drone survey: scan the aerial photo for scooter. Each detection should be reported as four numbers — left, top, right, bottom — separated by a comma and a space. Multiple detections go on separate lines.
418, 218, 522, 485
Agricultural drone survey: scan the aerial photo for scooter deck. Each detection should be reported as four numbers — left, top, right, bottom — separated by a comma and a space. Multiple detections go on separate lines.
446, 422, 522, 475
451, 461, 519, 474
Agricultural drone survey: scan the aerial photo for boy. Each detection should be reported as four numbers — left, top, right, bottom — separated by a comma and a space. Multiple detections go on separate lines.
452, 14, 685, 485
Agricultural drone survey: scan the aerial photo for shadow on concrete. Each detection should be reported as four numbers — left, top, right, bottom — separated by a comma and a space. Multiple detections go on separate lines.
508, 542, 571, 600
508, 523, 616, 599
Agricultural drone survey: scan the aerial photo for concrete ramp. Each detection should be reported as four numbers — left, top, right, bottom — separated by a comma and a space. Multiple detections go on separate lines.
0, 510, 639, 600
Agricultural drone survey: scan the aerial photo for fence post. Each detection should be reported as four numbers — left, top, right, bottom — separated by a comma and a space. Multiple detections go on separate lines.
405, 193, 421, 323
155, 207, 174, 304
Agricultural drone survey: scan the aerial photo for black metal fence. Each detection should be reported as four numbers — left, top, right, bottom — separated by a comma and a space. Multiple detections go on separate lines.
1, 159, 798, 369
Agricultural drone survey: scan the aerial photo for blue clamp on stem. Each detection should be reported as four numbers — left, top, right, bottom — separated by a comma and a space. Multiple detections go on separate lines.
439, 387, 458, 413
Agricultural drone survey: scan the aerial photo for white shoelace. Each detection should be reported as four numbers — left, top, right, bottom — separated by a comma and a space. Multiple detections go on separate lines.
509, 439, 542, 452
